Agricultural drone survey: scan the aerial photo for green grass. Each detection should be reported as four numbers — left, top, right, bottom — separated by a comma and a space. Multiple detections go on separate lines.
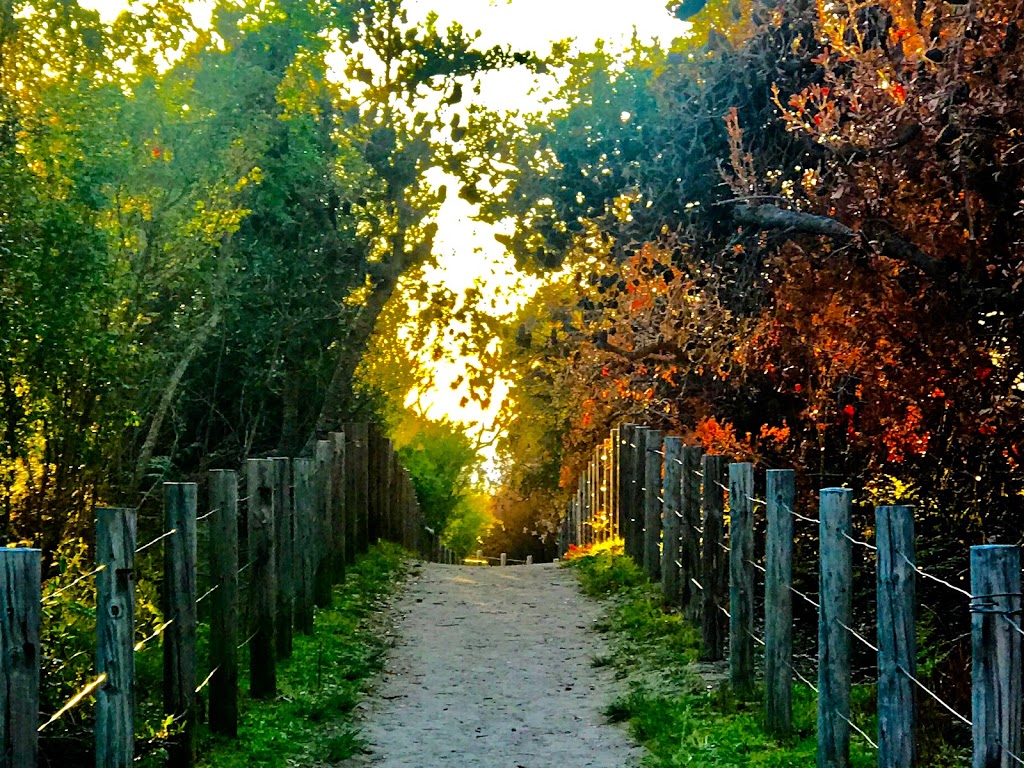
567, 552, 878, 768
193, 542, 408, 768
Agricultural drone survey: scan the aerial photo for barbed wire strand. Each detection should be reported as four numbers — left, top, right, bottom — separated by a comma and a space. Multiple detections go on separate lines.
196, 509, 216, 523
42, 565, 107, 603
791, 586, 821, 610
134, 619, 175, 653
837, 711, 879, 750
195, 666, 220, 694
839, 620, 879, 653
237, 630, 258, 650
196, 584, 219, 605
37, 673, 108, 732
135, 528, 178, 555
844, 533, 878, 552
1004, 747, 1024, 767
897, 664, 972, 726
900, 553, 973, 600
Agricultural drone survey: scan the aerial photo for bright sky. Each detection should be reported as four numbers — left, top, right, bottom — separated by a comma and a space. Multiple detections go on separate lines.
79, 0, 685, 466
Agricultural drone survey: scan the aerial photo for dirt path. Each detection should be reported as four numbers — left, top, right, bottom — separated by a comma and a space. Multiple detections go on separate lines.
343, 562, 643, 767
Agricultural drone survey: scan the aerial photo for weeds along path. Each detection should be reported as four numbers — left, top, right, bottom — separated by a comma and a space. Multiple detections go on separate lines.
342, 562, 643, 767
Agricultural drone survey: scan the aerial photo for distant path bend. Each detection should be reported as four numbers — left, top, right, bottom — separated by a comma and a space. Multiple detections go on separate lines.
344, 562, 643, 767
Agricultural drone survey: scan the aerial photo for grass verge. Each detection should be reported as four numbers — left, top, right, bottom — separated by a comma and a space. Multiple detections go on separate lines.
196, 541, 408, 767
566, 552, 878, 768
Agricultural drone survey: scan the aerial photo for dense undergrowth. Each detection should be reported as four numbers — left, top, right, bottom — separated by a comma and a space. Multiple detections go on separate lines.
195, 542, 407, 768
568, 552, 948, 768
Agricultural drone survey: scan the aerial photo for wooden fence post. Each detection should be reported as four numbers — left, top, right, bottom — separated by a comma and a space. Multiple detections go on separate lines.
527, 555, 533, 566
329, 432, 347, 583
876, 504, 915, 768
661, 437, 683, 604
700, 454, 727, 662
96, 507, 136, 768
292, 459, 316, 635
207, 470, 239, 737
818, 487, 853, 768
629, 427, 649, 564
313, 440, 333, 608
643, 430, 663, 581
617, 425, 634, 549
342, 426, 358, 563
271, 457, 293, 660
680, 445, 704, 620
367, 427, 382, 544
164, 483, 198, 767
0, 548, 41, 767
501, 553, 507, 567
382, 443, 394, 542
610, 427, 620, 540
729, 462, 755, 696
971, 544, 1022, 768
348, 423, 370, 555
765, 469, 795, 737
246, 459, 277, 699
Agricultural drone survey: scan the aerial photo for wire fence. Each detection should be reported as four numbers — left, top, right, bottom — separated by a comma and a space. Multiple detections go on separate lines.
2, 423, 435, 767
559, 422, 1023, 767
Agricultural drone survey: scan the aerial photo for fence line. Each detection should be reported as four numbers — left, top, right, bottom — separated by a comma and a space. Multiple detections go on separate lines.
558, 422, 1023, 768
1, 422, 439, 768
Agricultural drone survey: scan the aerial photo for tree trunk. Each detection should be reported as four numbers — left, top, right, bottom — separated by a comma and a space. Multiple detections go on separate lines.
132, 309, 221, 492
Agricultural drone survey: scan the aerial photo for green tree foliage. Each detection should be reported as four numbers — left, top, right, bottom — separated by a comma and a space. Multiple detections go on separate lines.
396, 417, 489, 555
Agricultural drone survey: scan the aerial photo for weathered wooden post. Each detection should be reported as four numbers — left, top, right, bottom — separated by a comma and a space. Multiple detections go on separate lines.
0, 548, 41, 767
329, 432, 347, 583
367, 427, 383, 544
643, 430, 663, 580
818, 488, 853, 768
661, 437, 683, 604
348, 423, 370, 555
729, 462, 755, 696
680, 445, 704, 619
313, 440, 334, 608
629, 427, 649, 564
246, 459, 277, 699
526, 555, 534, 566
500, 553, 507, 567
971, 544, 1022, 768
616, 425, 634, 548
876, 505, 915, 768
342, 425, 358, 563
164, 483, 198, 767
292, 459, 316, 635
610, 427, 620, 540
96, 507, 137, 768
208, 470, 239, 737
700, 454, 727, 662
382, 442, 394, 542
765, 469, 795, 737
271, 457, 293, 659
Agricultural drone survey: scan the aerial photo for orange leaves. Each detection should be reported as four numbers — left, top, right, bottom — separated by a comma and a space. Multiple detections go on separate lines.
759, 422, 791, 445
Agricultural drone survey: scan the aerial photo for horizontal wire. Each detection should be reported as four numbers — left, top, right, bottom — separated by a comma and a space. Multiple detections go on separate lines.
38, 673, 108, 732
1005, 748, 1024, 767
195, 666, 220, 694
237, 631, 258, 650
898, 664, 971, 726
135, 619, 175, 652
746, 559, 767, 574
844, 533, 877, 551
839, 620, 878, 653
791, 586, 820, 610
196, 584, 219, 605
43, 565, 106, 603
900, 553, 973, 600
135, 528, 178, 555
690, 577, 704, 591
837, 711, 878, 750
718, 605, 731, 619
196, 509, 216, 523
1003, 615, 1024, 639
786, 659, 818, 693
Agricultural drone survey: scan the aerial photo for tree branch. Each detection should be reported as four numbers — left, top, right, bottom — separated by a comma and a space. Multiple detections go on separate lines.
727, 203, 948, 280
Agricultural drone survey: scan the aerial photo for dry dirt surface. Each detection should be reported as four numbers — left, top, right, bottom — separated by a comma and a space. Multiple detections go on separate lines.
341, 561, 644, 768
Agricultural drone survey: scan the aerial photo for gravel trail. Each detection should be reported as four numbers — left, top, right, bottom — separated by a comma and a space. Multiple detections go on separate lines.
342, 562, 643, 768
